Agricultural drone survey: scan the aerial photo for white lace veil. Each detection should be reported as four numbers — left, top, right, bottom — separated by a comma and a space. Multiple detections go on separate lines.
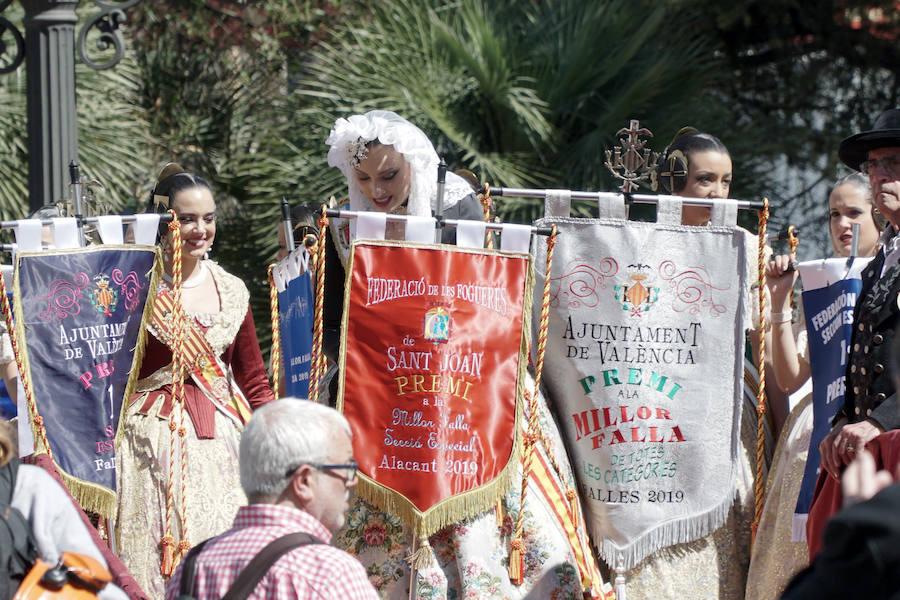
326, 110, 473, 217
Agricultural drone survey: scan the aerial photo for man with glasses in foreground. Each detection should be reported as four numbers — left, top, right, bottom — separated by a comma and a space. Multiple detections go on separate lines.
820, 108, 900, 481
165, 398, 378, 599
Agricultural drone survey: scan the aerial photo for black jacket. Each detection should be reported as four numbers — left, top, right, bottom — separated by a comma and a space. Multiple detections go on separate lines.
837, 249, 900, 431
782, 483, 900, 599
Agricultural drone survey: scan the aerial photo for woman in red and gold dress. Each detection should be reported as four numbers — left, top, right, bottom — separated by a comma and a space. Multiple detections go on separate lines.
114, 165, 274, 598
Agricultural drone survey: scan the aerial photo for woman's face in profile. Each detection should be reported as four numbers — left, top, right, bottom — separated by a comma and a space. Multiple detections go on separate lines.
353, 144, 412, 214
829, 182, 880, 258
679, 150, 732, 226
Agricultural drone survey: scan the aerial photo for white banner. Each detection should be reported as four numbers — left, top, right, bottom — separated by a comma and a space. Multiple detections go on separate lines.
535, 217, 751, 569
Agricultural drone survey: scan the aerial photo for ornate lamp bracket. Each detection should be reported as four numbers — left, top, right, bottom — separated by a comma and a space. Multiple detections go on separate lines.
0, 0, 25, 74
77, 0, 142, 70
604, 119, 659, 193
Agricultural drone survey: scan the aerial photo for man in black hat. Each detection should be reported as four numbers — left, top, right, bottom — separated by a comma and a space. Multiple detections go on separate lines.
820, 108, 900, 479
780, 324, 900, 600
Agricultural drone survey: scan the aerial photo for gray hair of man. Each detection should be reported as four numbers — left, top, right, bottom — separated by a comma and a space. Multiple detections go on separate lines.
239, 398, 352, 503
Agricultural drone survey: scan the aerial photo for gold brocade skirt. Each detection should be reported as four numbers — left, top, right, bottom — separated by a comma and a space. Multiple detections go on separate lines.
745, 395, 813, 600
114, 392, 245, 599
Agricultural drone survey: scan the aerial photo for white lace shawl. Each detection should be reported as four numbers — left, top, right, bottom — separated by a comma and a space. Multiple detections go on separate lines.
325, 110, 472, 217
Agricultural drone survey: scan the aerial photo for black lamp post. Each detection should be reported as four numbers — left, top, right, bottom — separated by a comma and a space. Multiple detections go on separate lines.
0, 0, 140, 212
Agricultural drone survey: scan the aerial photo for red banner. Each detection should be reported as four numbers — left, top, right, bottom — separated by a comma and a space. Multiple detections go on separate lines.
339, 242, 529, 525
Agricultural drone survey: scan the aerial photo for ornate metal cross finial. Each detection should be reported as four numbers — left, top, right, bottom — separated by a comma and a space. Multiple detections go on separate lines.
604, 119, 659, 193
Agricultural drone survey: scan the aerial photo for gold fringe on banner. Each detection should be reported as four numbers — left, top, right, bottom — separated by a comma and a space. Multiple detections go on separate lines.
352, 425, 520, 551
337, 239, 532, 565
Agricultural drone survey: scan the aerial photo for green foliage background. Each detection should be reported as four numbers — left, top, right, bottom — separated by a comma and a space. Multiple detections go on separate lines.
1, 0, 899, 355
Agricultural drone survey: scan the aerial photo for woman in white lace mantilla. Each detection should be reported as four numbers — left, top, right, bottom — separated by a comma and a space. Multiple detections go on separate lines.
322, 110, 608, 599
322, 111, 485, 364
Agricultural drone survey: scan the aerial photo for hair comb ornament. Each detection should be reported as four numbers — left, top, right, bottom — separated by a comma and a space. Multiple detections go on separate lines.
651, 126, 698, 193
604, 120, 659, 193
347, 137, 370, 167
152, 162, 185, 212
655, 149, 688, 194
671, 126, 699, 142
156, 162, 184, 184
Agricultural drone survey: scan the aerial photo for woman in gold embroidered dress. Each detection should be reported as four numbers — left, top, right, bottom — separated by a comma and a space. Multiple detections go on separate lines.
114, 165, 275, 598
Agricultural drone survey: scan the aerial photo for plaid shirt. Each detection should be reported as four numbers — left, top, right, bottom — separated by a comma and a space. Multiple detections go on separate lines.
164, 504, 378, 600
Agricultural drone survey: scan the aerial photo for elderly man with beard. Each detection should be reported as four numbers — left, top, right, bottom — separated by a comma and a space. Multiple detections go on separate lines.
165, 398, 378, 599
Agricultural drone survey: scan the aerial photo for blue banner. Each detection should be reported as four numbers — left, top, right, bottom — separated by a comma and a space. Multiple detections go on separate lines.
279, 270, 314, 398
794, 261, 866, 521
15, 247, 156, 514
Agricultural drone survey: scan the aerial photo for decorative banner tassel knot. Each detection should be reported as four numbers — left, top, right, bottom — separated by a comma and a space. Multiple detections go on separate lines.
160, 535, 175, 577
613, 553, 627, 600
508, 537, 525, 584
408, 535, 435, 570
566, 487, 579, 522
175, 539, 191, 569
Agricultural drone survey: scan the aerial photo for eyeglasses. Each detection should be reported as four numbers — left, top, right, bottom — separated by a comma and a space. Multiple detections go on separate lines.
860, 155, 900, 177
285, 460, 359, 485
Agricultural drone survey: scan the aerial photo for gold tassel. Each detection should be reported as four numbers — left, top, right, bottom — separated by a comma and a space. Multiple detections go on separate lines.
508, 538, 525, 584
407, 535, 434, 570
495, 499, 505, 524
172, 539, 191, 573
160, 535, 175, 577
566, 487, 579, 522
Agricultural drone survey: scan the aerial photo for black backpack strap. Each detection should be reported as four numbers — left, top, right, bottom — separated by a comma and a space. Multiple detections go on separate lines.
0, 459, 40, 600
0, 459, 18, 505
175, 538, 213, 600
0, 460, 39, 568
221, 532, 322, 600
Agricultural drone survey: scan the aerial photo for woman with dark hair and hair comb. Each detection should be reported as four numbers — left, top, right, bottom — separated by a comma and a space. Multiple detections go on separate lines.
606, 128, 768, 599
114, 164, 274, 598
653, 127, 732, 226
